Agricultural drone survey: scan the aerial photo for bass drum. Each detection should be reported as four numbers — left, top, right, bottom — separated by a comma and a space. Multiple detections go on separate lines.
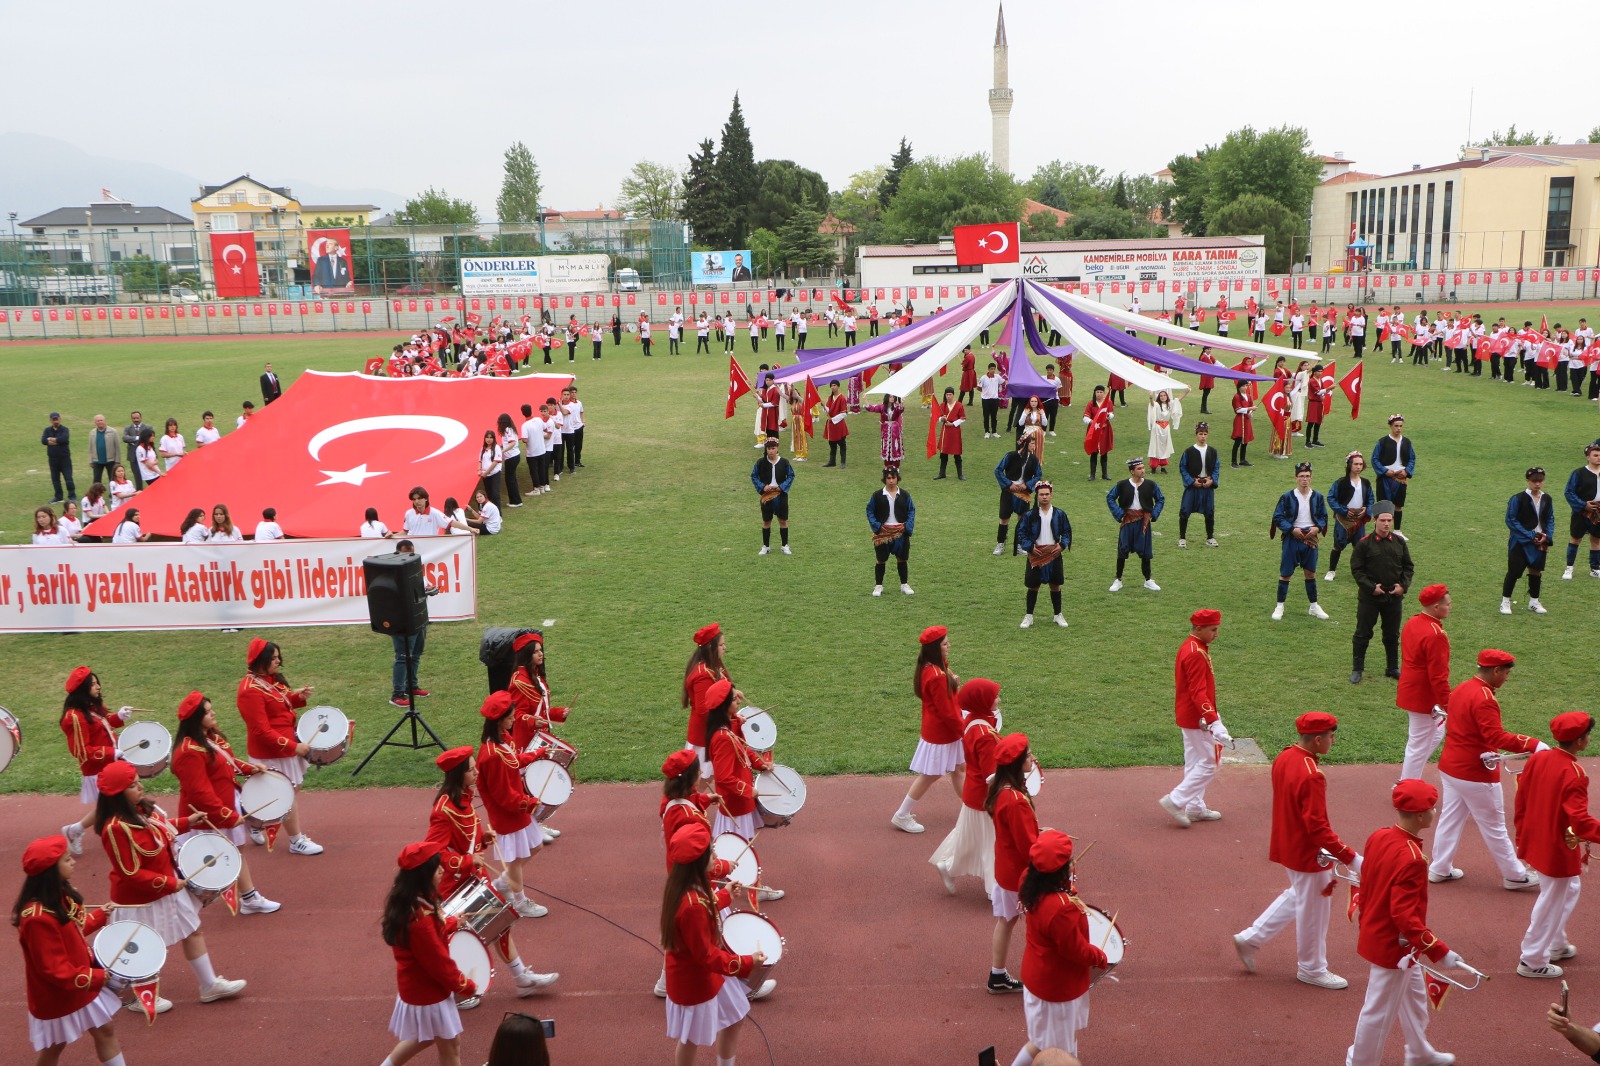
0, 706, 21, 774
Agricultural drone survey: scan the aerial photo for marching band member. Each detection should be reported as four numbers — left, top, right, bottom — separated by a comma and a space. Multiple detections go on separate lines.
656, 750, 731, 999
684, 624, 740, 776
1158, 609, 1229, 827
14, 834, 126, 1065
170, 691, 279, 914
508, 632, 570, 843
704, 683, 783, 903
1395, 585, 1452, 780
1513, 712, 1600, 979
1427, 649, 1542, 890
380, 840, 475, 1066
425, 746, 558, 999
661, 823, 763, 1066
58, 666, 131, 856
1010, 830, 1107, 1066
1346, 780, 1465, 1066
1232, 712, 1359, 989
930, 678, 1001, 898
94, 760, 245, 1012
475, 693, 549, 919
235, 639, 323, 855
988, 733, 1038, 995
891, 626, 964, 834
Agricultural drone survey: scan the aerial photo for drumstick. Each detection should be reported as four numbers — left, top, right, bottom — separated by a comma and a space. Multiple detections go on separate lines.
105, 920, 147, 969
1072, 840, 1097, 866
1099, 909, 1120, 951
726, 834, 759, 871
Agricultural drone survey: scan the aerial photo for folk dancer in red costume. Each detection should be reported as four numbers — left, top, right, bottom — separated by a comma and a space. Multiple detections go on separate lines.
821, 380, 849, 468
1081, 386, 1114, 482
929, 678, 1001, 898
58, 665, 132, 855
1232, 712, 1359, 990
891, 626, 964, 834
1513, 712, 1600, 979
380, 840, 476, 1066
1395, 585, 1452, 780
1158, 609, 1229, 827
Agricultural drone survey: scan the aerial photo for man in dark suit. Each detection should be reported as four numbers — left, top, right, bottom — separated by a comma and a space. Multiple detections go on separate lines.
260, 362, 283, 405
730, 253, 753, 283
311, 245, 352, 293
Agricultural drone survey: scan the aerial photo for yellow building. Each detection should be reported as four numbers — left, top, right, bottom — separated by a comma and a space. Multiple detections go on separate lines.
1308, 145, 1600, 274
190, 175, 304, 291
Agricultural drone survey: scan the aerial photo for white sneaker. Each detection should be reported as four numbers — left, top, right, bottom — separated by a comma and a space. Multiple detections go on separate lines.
1271, 603, 1284, 621
993, 543, 1005, 555
514, 897, 549, 918
872, 585, 883, 597
1233, 934, 1258, 974
540, 825, 557, 843
457, 995, 481, 1010
747, 978, 778, 1001
1504, 873, 1541, 891
1178, 538, 1187, 548
653, 970, 668, 998
901, 583, 915, 595
238, 891, 281, 914
1591, 569, 1600, 579
1500, 597, 1513, 615
1020, 614, 1034, 629
891, 812, 925, 834
1428, 867, 1463, 883
755, 885, 785, 901
1109, 579, 1123, 592
248, 827, 266, 847
1308, 603, 1331, 620
1528, 598, 1548, 614
62, 822, 85, 856
1190, 808, 1223, 821
1053, 614, 1068, 628
515, 971, 560, 996
1323, 571, 1336, 581
199, 976, 247, 1003
1296, 970, 1349, 990
126, 996, 174, 1015
288, 836, 324, 856
1563, 565, 1575, 580
1518, 961, 1564, 979
781, 545, 791, 555
936, 859, 957, 895
758, 545, 770, 556
1143, 579, 1161, 591
1206, 538, 1218, 547
1158, 795, 1191, 827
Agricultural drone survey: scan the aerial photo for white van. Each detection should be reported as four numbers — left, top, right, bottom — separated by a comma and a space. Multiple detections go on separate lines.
615, 268, 642, 292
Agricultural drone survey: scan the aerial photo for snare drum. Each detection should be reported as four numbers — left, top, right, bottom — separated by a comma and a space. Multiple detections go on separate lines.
737, 707, 778, 753
0, 706, 21, 774
534, 731, 577, 769
1083, 903, 1126, 985
721, 910, 784, 990
1025, 765, 1043, 797
176, 832, 243, 908
522, 760, 573, 823
118, 721, 172, 778
712, 832, 761, 888
754, 764, 806, 828
93, 921, 168, 982
239, 769, 296, 828
295, 706, 351, 767
447, 931, 494, 995
440, 877, 516, 943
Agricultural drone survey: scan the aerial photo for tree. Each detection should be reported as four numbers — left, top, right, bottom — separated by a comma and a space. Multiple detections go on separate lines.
400, 187, 479, 226
1064, 204, 1147, 242
748, 159, 831, 234
1589, 125, 1600, 144
878, 155, 1023, 244
616, 160, 684, 220
308, 215, 358, 228
715, 94, 759, 244
1110, 174, 1129, 210
776, 196, 836, 276
1207, 194, 1300, 274
1020, 209, 1069, 243
681, 139, 730, 248
495, 142, 542, 224
830, 165, 887, 241
878, 137, 914, 208
113, 254, 172, 295
1165, 151, 1210, 236
1201, 125, 1323, 224
1471, 124, 1559, 147
1023, 160, 1107, 212
748, 227, 781, 280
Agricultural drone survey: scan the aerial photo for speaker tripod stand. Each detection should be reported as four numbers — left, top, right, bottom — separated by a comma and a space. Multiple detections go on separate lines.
352, 636, 444, 776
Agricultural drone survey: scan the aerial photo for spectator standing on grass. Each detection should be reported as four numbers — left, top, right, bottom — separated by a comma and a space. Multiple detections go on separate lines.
41, 412, 76, 504
120, 411, 147, 489
260, 363, 283, 404
85, 414, 118, 487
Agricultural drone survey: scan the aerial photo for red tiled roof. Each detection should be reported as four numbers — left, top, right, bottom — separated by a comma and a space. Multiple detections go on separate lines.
1020, 198, 1071, 224
1320, 171, 1383, 186
544, 208, 623, 221
819, 213, 856, 235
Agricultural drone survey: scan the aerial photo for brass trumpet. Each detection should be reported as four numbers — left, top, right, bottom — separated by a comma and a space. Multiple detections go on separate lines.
1480, 751, 1531, 774
1316, 849, 1360, 886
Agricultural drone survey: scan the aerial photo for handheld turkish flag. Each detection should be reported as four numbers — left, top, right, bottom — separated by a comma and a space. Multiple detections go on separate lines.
264, 824, 280, 851
1475, 338, 1492, 362
1263, 379, 1290, 440
209, 232, 260, 298
1537, 340, 1562, 368
1339, 362, 1363, 420
1270, 322, 1286, 337
466, 311, 482, 326
802, 376, 822, 438
1540, 313, 1550, 336
1423, 967, 1452, 1012
1317, 361, 1337, 413
134, 980, 161, 1024
1346, 884, 1360, 923
926, 401, 944, 459
725, 357, 752, 419
952, 222, 1021, 265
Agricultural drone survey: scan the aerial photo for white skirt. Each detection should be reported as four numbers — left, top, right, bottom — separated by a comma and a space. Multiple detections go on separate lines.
387, 995, 464, 1043
114, 888, 201, 946
29, 987, 120, 1050
258, 755, 308, 787
713, 809, 760, 841
928, 805, 996, 893
992, 886, 1021, 921
666, 976, 750, 1046
910, 739, 963, 776
1024, 989, 1089, 1054
79, 775, 98, 804
494, 822, 541, 863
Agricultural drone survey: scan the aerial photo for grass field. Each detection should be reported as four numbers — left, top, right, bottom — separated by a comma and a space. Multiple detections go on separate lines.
2, 302, 1599, 795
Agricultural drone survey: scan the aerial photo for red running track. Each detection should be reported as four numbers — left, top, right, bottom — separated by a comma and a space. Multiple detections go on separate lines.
0, 763, 1589, 1064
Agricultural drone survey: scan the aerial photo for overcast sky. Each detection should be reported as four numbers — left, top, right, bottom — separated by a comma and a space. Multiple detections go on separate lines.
7, 0, 1598, 216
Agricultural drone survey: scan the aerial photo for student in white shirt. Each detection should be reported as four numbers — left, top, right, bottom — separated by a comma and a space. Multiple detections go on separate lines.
546, 401, 565, 481
466, 489, 502, 535
723, 315, 737, 353
561, 386, 585, 470
520, 402, 550, 496
158, 419, 186, 472
194, 411, 222, 447
696, 315, 711, 354
254, 507, 284, 542
107, 464, 137, 508
112, 509, 147, 544
795, 312, 808, 351
32, 506, 70, 546
81, 485, 111, 523
479, 430, 505, 507
180, 508, 212, 543
360, 508, 392, 539
444, 497, 474, 536
497, 414, 523, 508
236, 401, 255, 429
402, 487, 468, 536
208, 504, 244, 542
135, 428, 161, 484
57, 502, 83, 543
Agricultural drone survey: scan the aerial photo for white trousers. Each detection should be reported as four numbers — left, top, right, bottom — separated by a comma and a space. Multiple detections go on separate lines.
1520, 874, 1581, 967
1428, 772, 1528, 880
1166, 728, 1218, 813
1238, 868, 1336, 977
1346, 963, 1441, 1066
1399, 711, 1446, 781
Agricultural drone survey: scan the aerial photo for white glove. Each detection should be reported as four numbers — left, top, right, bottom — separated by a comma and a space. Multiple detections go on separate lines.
1208, 721, 1232, 744
1350, 853, 1363, 875
1535, 741, 1551, 753
1441, 950, 1464, 969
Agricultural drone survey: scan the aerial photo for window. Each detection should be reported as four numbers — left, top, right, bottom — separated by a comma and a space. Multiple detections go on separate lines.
258, 193, 271, 205
109, 250, 122, 262
1544, 250, 1567, 267
1348, 192, 1358, 227
1547, 176, 1574, 250
1440, 181, 1453, 265
1375, 189, 1385, 259
31, 227, 44, 236
66, 228, 79, 236
104, 229, 118, 237
912, 264, 981, 275
1399, 186, 1408, 233
1423, 183, 1436, 270
211, 213, 237, 230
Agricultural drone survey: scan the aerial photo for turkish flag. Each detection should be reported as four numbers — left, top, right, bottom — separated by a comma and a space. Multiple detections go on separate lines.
80, 371, 572, 540
926, 400, 943, 459
209, 232, 260, 298
1263, 379, 1290, 440
802, 376, 823, 424
134, 980, 161, 1024
1339, 362, 1363, 420
725, 357, 752, 418
952, 222, 1020, 265
1270, 322, 1285, 336
1422, 965, 1452, 1012
1536, 341, 1562, 368
1316, 361, 1337, 412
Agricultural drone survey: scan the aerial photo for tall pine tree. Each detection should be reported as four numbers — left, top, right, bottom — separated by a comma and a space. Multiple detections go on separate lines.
682, 138, 729, 248
878, 137, 914, 208
715, 93, 759, 246
495, 142, 542, 224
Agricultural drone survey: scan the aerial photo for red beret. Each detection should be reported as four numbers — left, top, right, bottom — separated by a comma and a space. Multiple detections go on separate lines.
667, 823, 711, 866
995, 732, 1030, 766
1551, 712, 1595, 744
96, 760, 138, 795
64, 665, 92, 693
434, 746, 473, 771
22, 835, 68, 876
480, 691, 513, 719
704, 679, 733, 709
247, 638, 270, 665
958, 678, 1000, 719
919, 625, 948, 645
1029, 830, 1074, 873
397, 840, 445, 870
1189, 608, 1222, 627
693, 623, 721, 647
1392, 779, 1438, 813
1477, 648, 1516, 669
1418, 584, 1449, 607
662, 749, 699, 778
512, 632, 542, 652
177, 692, 207, 721
1296, 711, 1338, 735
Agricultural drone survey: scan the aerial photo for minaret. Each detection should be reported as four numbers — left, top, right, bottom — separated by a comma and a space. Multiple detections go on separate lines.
988, 4, 1013, 173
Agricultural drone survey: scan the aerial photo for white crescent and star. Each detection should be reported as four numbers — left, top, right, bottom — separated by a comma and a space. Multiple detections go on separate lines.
222, 243, 247, 275
307, 415, 468, 487
976, 230, 1010, 254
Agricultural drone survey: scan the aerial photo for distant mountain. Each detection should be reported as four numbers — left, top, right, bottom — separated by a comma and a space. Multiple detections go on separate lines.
0, 132, 405, 221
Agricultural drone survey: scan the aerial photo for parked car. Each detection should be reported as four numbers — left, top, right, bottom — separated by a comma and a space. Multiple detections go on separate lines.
615, 268, 642, 292
169, 285, 201, 303
395, 283, 437, 296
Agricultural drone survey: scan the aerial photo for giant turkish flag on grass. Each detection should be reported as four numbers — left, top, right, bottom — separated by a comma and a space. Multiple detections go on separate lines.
82, 371, 573, 539
209, 232, 261, 298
